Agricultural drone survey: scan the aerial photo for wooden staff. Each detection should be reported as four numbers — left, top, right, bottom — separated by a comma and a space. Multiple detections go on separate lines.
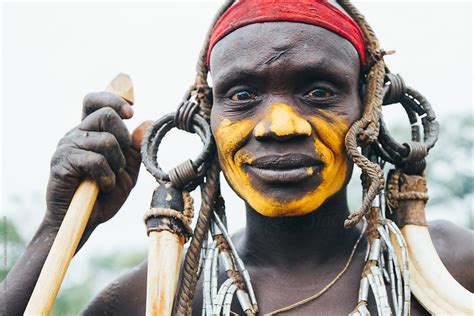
144, 184, 189, 316
24, 73, 134, 316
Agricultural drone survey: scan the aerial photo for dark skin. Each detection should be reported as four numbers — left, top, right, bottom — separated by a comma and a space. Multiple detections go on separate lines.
0, 94, 149, 315
1, 23, 473, 315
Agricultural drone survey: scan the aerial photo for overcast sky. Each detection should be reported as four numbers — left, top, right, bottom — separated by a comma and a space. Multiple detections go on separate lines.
1, 0, 473, 295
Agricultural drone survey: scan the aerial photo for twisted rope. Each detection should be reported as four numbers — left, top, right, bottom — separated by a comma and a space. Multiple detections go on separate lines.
174, 3, 239, 313
143, 207, 193, 237
195, 0, 236, 87
336, 0, 387, 228
344, 120, 385, 228
194, 0, 236, 119
175, 163, 220, 316
386, 169, 429, 212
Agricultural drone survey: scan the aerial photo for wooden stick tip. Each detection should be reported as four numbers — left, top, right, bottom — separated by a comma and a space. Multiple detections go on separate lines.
106, 73, 134, 105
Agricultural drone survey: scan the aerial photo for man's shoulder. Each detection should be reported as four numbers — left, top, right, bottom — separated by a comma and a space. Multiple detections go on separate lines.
80, 261, 147, 316
428, 219, 474, 291
428, 219, 473, 254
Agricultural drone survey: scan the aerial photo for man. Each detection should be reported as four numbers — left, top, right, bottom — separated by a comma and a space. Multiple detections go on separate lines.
2, 0, 473, 315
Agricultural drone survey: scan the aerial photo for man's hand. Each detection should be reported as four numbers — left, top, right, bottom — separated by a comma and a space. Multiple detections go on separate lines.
0, 91, 151, 315
44, 91, 148, 238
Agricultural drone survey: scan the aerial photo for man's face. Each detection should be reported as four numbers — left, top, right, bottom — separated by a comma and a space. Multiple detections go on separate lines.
210, 22, 362, 217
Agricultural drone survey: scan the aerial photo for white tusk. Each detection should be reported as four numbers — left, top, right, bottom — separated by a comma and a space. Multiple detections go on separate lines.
393, 224, 474, 315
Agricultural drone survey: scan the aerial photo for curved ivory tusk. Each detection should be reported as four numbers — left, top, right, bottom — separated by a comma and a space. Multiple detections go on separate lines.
146, 230, 184, 316
392, 224, 473, 315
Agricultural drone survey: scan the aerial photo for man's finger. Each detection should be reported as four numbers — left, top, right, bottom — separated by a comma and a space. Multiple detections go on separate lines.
83, 91, 133, 120
50, 148, 116, 193
67, 131, 126, 173
78, 107, 132, 151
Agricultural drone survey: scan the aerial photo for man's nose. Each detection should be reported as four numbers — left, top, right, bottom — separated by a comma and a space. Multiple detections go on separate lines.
254, 103, 312, 141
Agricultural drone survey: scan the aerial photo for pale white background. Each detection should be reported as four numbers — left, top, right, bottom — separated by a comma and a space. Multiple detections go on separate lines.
1, 0, 473, 298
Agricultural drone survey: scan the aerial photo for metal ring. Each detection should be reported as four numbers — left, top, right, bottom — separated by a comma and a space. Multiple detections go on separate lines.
141, 111, 214, 191
383, 73, 406, 105
403, 142, 428, 163
169, 159, 197, 190
175, 100, 199, 132
378, 74, 439, 174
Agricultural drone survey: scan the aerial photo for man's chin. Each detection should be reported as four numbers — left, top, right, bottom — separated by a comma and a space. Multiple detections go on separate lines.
248, 198, 321, 218
255, 209, 316, 218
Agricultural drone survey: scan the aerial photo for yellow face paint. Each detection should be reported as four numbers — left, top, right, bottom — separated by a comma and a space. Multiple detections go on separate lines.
214, 104, 351, 217
254, 104, 312, 138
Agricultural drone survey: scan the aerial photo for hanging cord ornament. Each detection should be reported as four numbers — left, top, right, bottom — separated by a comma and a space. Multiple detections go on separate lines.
199, 189, 259, 316
200, 210, 258, 315
172, 5, 236, 312
375, 72, 473, 314
140, 81, 216, 315
332, 2, 421, 314
141, 90, 214, 192
349, 69, 442, 316
173, 1, 239, 315
375, 72, 438, 175
335, 0, 387, 229
348, 154, 409, 316
329, 2, 420, 313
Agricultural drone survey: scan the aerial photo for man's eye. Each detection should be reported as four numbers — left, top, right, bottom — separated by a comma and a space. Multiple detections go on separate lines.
230, 91, 256, 102
305, 87, 333, 98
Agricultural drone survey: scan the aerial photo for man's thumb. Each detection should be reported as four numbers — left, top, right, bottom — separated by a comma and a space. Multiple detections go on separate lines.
131, 120, 153, 151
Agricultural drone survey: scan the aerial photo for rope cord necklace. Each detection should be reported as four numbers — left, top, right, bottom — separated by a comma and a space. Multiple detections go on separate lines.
265, 222, 367, 315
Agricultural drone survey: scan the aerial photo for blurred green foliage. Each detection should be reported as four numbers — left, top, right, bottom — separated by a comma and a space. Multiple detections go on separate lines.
0, 217, 25, 281
425, 114, 474, 228
0, 216, 146, 315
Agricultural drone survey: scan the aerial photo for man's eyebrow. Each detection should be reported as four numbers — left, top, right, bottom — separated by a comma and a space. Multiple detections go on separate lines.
212, 67, 261, 88
291, 54, 356, 74
212, 57, 357, 89
294, 60, 355, 83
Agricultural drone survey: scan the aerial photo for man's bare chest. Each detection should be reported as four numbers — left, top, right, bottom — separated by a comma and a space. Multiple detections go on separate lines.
188, 259, 430, 316
98, 258, 429, 316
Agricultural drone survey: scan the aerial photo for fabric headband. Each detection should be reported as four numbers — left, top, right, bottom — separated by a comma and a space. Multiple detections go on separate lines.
206, 0, 367, 69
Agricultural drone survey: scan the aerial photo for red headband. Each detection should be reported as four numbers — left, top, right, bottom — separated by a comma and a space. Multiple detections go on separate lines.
207, 0, 366, 69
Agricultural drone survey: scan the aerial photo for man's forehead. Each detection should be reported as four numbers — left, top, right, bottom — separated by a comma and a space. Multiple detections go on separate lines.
206, 0, 366, 68
210, 22, 360, 82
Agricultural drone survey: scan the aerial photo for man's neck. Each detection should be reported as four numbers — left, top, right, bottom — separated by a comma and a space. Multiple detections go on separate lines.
240, 189, 361, 268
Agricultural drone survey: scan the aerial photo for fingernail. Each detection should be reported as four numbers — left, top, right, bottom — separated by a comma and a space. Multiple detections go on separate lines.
120, 104, 134, 118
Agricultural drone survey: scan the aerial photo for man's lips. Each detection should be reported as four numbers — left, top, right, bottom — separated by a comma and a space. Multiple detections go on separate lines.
246, 154, 323, 183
